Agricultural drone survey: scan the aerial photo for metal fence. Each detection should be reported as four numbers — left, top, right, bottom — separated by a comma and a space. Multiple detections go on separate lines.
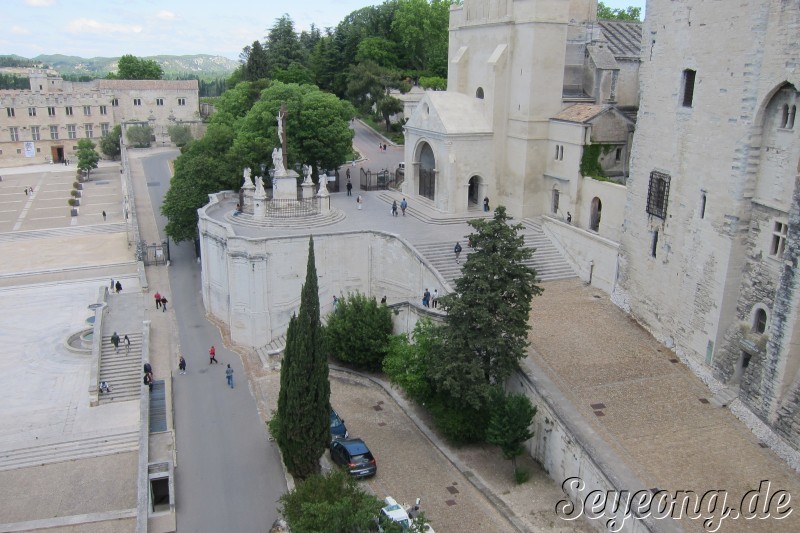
360, 168, 398, 191
138, 240, 170, 266
265, 196, 328, 218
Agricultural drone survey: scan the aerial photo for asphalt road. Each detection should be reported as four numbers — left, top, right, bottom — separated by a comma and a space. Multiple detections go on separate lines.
142, 151, 287, 532
351, 120, 403, 179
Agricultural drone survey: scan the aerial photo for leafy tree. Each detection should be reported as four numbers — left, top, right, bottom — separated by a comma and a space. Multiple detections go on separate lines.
279, 468, 393, 533
419, 76, 446, 90
377, 95, 403, 131
265, 15, 307, 77
167, 124, 193, 147
272, 62, 314, 85
326, 292, 393, 370
75, 138, 100, 178
383, 318, 442, 403
347, 60, 402, 113
99, 124, 121, 160
486, 389, 537, 478
276, 237, 330, 479
433, 206, 542, 410
597, 2, 642, 21
355, 37, 399, 69
111, 54, 163, 80
125, 124, 153, 148
244, 40, 269, 81
392, 0, 453, 77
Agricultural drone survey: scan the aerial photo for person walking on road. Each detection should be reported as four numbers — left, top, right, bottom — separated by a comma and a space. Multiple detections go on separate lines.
209, 346, 218, 364
454, 242, 462, 263
400, 198, 407, 216
392, 200, 398, 217
115, 280, 122, 293
123, 334, 131, 354
154, 291, 161, 309
226, 364, 234, 388
102, 210, 106, 221
356, 194, 363, 210
346, 178, 352, 196
161, 296, 168, 311
110, 331, 120, 353
179, 356, 186, 375
422, 288, 430, 308
432, 289, 439, 309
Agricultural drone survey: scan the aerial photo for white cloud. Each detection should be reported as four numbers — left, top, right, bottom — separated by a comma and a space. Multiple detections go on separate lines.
67, 18, 143, 35
11, 26, 32, 35
25, 0, 55, 6
156, 10, 176, 21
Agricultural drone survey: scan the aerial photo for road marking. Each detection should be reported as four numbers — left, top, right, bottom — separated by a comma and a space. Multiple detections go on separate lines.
30, 215, 70, 220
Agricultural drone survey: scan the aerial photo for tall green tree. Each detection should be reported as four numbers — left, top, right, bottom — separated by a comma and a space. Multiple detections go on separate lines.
99, 124, 121, 160
392, 0, 453, 77
486, 390, 537, 478
111, 54, 163, 80
325, 292, 393, 370
125, 124, 153, 147
243, 40, 269, 81
265, 15, 307, 77
377, 95, 403, 131
597, 2, 642, 21
276, 237, 330, 479
75, 138, 100, 178
433, 207, 542, 409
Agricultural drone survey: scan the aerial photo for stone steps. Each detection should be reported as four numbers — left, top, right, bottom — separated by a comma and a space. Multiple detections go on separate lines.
223, 209, 346, 229
98, 334, 143, 405
0, 431, 139, 472
376, 192, 492, 225
710, 386, 740, 408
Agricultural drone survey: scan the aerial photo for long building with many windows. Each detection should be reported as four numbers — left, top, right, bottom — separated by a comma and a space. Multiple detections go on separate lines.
0, 70, 199, 167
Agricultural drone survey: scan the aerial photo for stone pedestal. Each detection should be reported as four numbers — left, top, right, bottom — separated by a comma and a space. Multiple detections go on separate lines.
317, 177, 330, 214
253, 176, 267, 219
273, 170, 299, 200
301, 181, 315, 199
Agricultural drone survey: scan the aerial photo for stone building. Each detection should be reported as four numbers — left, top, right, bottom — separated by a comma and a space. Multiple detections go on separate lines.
614, 0, 800, 450
0, 70, 200, 167
401, 0, 641, 227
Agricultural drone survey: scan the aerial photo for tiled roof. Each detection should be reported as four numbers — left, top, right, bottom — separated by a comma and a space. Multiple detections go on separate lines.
598, 21, 643, 59
94, 80, 198, 91
552, 104, 607, 123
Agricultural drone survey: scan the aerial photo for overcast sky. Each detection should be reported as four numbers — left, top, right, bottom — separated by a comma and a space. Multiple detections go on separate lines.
3, 0, 646, 60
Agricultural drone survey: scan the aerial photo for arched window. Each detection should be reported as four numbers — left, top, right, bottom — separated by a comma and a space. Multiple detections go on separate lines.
552, 189, 560, 214
590, 197, 602, 231
789, 105, 797, 129
752, 307, 768, 334
782, 104, 790, 128
476, 87, 484, 99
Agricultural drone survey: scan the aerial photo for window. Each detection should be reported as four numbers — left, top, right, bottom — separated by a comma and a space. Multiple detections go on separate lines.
101, 123, 110, 136
177, 98, 186, 106
28, 107, 36, 117
9, 127, 19, 142
476, 87, 484, 99
65, 106, 73, 116
788, 105, 797, 129
48, 106, 56, 116
752, 308, 768, 334
85, 124, 93, 138
770, 221, 788, 258
646, 171, 671, 219
50, 125, 59, 139
700, 192, 707, 219
67, 124, 77, 139
100, 105, 107, 115
681, 69, 696, 108
83, 105, 91, 115
31, 126, 40, 141
134, 98, 142, 106
554, 145, 564, 160
651, 229, 659, 258
615, 147, 622, 161
552, 189, 560, 214
112, 98, 119, 107
6, 108, 14, 117
156, 98, 164, 106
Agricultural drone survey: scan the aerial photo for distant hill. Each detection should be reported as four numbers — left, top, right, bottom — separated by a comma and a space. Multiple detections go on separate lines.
3, 53, 239, 79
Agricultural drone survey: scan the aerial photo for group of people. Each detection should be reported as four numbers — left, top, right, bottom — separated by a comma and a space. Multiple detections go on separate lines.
378, 143, 388, 152
422, 288, 439, 309
23, 186, 34, 195
110, 279, 122, 293
109, 331, 130, 354
153, 291, 169, 312
390, 198, 409, 217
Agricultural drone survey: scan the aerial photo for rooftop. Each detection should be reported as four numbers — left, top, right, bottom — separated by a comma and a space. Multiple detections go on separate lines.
598, 20, 643, 59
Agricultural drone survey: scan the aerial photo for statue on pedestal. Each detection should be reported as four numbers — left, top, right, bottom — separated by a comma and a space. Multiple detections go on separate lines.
302, 164, 313, 184
272, 147, 285, 175
255, 175, 266, 199
317, 170, 329, 196
242, 167, 255, 189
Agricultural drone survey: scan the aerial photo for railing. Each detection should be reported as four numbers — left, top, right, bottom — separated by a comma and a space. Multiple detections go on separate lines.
265, 196, 327, 218
360, 168, 396, 191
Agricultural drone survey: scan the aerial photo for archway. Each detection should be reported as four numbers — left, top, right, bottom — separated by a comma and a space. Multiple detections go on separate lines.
418, 142, 436, 200
468, 176, 481, 206
590, 197, 602, 231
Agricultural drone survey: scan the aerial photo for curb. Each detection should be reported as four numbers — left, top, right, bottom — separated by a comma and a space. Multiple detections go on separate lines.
329, 365, 529, 533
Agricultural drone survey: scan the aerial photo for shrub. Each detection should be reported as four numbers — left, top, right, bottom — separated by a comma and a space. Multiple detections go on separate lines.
70, 190, 78, 197
73, 181, 79, 188
68, 198, 76, 206
325, 292, 392, 370
514, 468, 530, 484
427, 396, 490, 445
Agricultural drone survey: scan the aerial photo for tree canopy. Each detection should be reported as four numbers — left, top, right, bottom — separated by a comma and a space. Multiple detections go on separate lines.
597, 2, 642, 21
109, 54, 163, 80
99, 124, 121, 160
325, 292, 393, 370
75, 138, 100, 177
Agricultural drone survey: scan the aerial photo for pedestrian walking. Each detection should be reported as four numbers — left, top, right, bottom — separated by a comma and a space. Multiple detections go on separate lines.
454, 241, 462, 263
346, 178, 352, 196
144, 362, 152, 375
102, 210, 106, 221
383, 143, 387, 152
179, 356, 186, 375
392, 200, 398, 217
432, 289, 439, 309
422, 288, 430, 308
115, 280, 122, 293
110, 278, 114, 290
333, 295, 339, 312
356, 195, 363, 210
154, 291, 161, 309
226, 364, 234, 388
124, 334, 131, 354
144, 372, 153, 391
24, 187, 29, 196
110, 331, 120, 353
483, 196, 490, 212
160, 296, 168, 311
209, 346, 218, 364
380, 295, 387, 305
400, 198, 407, 216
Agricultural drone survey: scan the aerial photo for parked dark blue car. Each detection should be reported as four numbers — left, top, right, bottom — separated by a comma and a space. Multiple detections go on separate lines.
330, 408, 349, 441
330, 438, 377, 478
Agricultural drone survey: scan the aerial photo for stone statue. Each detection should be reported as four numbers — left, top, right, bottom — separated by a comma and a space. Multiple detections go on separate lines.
242, 167, 254, 188
318, 170, 329, 195
302, 164, 312, 184
254, 175, 266, 198
272, 147, 285, 175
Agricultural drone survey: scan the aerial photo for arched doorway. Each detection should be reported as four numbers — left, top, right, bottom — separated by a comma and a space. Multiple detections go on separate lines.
468, 176, 481, 206
590, 197, 602, 231
418, 142, 436, 200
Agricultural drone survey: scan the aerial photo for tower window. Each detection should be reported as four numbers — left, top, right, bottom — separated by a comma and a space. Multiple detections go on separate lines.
681, 69, 696, 108
651, 229, 659, 258
752, 308, 767, 334
770, 221, 788, 258
615, 147, 622, 161
646, 171, 670, 219
475, 87, 484, 99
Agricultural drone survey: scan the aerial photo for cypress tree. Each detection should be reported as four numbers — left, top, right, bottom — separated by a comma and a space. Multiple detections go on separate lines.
276, 236, 330, 479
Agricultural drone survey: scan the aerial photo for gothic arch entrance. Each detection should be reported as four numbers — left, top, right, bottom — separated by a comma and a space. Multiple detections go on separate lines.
417, 142, 436, 200
468, 176, 481, 207
590, 197, 602, 231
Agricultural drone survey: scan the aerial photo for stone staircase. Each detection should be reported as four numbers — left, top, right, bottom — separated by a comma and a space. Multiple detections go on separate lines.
223, 208, 346, 229
414, 220, 576, 286
0, 430, 139, 471
710, 386, 740, 408
376, 191, 492, 225
255, 334, 287, 370
98, 333, 144, 405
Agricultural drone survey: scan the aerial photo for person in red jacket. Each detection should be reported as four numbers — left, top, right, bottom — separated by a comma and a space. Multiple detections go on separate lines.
154, 291, 161, 309
209, 346, 218, 364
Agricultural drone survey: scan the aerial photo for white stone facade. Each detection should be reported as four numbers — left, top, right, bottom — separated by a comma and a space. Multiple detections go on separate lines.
0, 71, 200, 167
615, 0, 800, 448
